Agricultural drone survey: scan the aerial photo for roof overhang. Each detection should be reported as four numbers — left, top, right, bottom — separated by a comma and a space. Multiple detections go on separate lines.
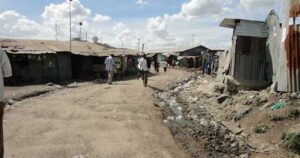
220, 18, 266, 29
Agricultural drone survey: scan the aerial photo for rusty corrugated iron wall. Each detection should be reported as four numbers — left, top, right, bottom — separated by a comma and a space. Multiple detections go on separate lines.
285, 0, 300, 92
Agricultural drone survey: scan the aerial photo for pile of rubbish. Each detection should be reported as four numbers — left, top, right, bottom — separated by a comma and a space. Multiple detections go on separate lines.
155, 73, 300, 158
155, 74, 251, 158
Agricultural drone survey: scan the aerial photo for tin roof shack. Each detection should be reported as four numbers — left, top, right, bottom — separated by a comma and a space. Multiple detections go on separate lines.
179, 45, 210, 57
0, 39, 138, 85
220, 18, 271, 91
178, 45, 211, 68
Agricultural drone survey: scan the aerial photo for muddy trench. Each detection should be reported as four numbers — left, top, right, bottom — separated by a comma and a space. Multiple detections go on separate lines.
154, 74, 253, 158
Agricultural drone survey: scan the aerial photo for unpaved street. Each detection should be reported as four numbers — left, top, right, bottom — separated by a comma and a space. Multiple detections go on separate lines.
4, 70, 191, 158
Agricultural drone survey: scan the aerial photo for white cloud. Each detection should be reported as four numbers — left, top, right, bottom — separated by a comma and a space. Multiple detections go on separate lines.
93, 14, 111, 22
42, 0, 91, 25
136, 0, 149, 5
146, 16, 184, 48
113, 22, 135, 45
41, 0, 92, 40
165, 0, 232, 21
0, 10, 54, 39
147, 17, 168, 38
240, 0, 276, 10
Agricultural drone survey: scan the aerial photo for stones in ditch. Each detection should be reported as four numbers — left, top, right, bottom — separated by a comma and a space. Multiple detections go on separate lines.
157, 76, 251, 157
217, 94, 230, 104
233, 107, 253, 121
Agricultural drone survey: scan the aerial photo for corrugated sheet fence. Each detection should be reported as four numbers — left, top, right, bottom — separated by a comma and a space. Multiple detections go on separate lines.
285, 0, 300, 92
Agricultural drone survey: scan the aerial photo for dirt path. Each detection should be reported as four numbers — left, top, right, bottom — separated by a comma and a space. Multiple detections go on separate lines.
4, 70, 191, 158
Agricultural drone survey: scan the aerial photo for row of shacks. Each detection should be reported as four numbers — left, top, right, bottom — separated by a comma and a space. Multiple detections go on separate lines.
148, 46, 224, 74
217, 0, 300, 93
0, 39, 139, 85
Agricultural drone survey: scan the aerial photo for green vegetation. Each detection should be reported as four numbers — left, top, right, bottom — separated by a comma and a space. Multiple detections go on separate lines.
270, 115, 284, 122
224, 111, 236, 121
283, 133, 300, 154
253, 123, 269, 134
287, 109, 300, 119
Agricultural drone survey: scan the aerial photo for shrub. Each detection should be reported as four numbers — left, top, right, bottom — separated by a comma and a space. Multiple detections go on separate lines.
284, 133, 300, 154
287, 109, 300, 119
253, 124, 269, 134
270, 115, 285, 122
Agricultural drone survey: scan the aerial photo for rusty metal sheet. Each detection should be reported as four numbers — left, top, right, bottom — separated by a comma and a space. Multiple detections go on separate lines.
290, 0, 300, 17
283, 0, 300, 92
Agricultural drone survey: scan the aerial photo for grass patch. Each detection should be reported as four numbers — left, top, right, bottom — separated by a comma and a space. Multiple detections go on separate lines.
224, 111, 236, 121
270, 115, 285, 122
253, 123, 269, 134
283, 133, 300, 154
287, 109, 300, 119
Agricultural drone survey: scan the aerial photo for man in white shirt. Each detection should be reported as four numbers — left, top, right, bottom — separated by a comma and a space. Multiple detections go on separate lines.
138, 54, 148, 87
0, 49, 12, 158
104, 54, 115, 85
136, 54, 142, 80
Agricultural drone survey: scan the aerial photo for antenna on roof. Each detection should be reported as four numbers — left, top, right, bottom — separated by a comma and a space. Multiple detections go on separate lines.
86, 32, 88, 42
92, 36, 99, 43
55, 24, 58, 41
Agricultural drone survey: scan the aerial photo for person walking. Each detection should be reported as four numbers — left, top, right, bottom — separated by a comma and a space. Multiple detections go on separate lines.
161, 60, 168, 73
154, 59, 160, 74
0, 49, 12, 158
138, 54, 149, 87
136, 54, 142, 80
104, 54, 115, 85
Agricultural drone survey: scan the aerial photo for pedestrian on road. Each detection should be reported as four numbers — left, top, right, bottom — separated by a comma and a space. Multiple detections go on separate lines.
105, 54, 115, 85
161, 60, 168, 73
136, 54, 142, 80
154, 59, 160, 74
0, 48, 12, 158
138, 54, 149, 87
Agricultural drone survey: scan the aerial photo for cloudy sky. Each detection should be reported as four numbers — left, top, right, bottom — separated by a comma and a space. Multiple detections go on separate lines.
0, 0, 283, 51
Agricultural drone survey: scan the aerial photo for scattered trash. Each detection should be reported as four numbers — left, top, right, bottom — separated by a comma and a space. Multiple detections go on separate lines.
234, 107, 252, 121
217, 94, 230, 104
271, 102, 286, 110
167, 116, 175, 121
46, 82, 54, 86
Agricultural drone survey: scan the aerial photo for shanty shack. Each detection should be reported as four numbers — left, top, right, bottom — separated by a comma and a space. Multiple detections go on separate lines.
178, 45, 211, 68
0, 39, 138, 84
220, 18, 270, 90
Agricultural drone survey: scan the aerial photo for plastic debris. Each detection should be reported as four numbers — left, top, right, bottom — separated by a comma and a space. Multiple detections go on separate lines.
271, 102, 286, 110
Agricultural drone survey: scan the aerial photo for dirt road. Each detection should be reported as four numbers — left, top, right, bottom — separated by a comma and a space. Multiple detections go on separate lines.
4, 70, 191, 158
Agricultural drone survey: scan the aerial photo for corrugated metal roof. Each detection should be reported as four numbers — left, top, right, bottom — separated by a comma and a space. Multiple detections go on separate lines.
220, 18, 268, 38
0, 39, 138, 57
235, 22, 268, 37
220, 18, 266, 28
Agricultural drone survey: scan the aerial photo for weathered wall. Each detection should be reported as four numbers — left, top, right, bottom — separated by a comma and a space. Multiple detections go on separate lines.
233, 36, 268, 84
277, 0, 300, 92
57, 53, 72, 81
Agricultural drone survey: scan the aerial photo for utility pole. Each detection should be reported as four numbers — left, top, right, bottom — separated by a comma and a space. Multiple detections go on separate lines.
79, 22, 83, 40
122, 41, 125, 55
142, 43, 145, 53
86, 32, 88, 42
55, 24, 58, 41
192, 34, 195, 47
69, 0, 73, 52
137, 38, 141, 52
